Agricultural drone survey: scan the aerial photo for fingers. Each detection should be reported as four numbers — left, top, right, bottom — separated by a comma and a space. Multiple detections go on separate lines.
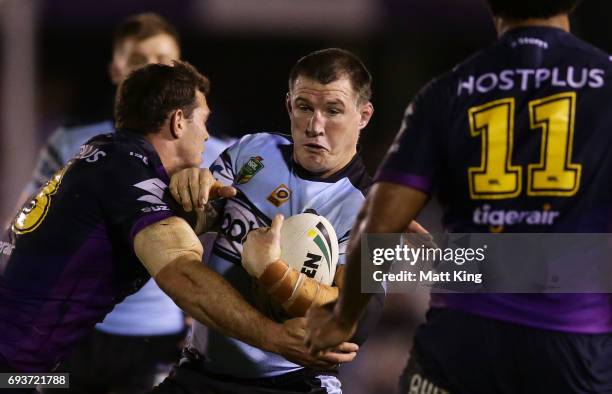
169, 173, 180, 204
332, 342, 359, 353
188, 169, 201, 211
407, 220, 429, 234
270, 214, 284, 236
318, 349, 357, 364
178, 175, 193, 212
196, 169, 213, 209
210, 181, 237, 200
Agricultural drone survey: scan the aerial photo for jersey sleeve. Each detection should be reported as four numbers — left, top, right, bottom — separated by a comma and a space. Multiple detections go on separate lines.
337, 230, 351, 266
95, 149, 176, 247
209, 134, 260, 183
375, 80, 447, 194
209, 142, 238, 184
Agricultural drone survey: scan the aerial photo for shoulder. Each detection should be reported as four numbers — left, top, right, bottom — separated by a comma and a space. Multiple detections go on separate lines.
76, 132, 157, 171
234, 132, 291, 149
225, 132, 291, 160
47, 120, 115, 161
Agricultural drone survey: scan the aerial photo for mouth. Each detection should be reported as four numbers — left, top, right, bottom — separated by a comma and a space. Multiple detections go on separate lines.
303, 143, 328, 152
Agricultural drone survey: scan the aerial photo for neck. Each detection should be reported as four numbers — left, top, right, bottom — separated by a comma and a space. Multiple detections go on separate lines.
494, 14, 570, 37
145, 134, 183, 176
294, 150, 357, 180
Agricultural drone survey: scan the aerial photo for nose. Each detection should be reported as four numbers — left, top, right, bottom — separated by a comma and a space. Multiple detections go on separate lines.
306, 110, 325, 137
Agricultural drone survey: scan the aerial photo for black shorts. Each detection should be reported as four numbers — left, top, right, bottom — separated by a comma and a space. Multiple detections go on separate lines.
399, 308, 612, 394
41, 329, 184, 394
151, 359, 340, 394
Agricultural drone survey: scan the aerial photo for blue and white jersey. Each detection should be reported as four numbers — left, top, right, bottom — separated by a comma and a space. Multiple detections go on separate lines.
24, 121, 234, 336
188, 132, 370, 381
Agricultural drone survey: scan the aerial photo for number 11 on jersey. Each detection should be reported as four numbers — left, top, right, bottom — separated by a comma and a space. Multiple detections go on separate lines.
468, 92, 581, 199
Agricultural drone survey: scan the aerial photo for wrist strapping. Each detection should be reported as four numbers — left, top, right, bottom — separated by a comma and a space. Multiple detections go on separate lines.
258, 259, 339, 317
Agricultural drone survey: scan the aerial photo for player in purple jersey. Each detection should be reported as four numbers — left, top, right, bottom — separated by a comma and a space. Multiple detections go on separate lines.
0, 62, 355, 384
306, 1, 612, 392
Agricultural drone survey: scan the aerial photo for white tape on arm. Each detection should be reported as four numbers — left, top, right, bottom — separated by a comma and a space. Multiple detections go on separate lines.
134, 216, 204, 277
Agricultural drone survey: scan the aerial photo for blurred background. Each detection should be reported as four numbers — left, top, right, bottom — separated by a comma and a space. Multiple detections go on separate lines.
1, 0, 610, 392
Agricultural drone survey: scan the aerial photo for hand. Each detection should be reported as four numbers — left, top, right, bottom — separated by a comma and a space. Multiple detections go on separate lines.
270, 317, 358, 369
404, 220, 437, 249
169, 167, 236, 212
305, 303, 357, 356
242, 214, 283, 278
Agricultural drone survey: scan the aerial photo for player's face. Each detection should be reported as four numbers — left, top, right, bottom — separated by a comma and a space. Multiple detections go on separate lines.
179, 91, 210, 168
288, 76, 373, 178
110, 33, 180, 85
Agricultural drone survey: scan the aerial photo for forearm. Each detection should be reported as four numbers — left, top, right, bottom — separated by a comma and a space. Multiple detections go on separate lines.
259, 260, 339, 317
336, 183, 428, 324
350, 291, 385, 345
135, 216, 281, 353
156, 255, 281, 353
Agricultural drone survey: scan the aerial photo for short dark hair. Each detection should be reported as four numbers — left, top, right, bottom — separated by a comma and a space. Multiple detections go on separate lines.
112, 13, 179, 52
115, 61, 210, 135
289, 48, 372, 104
485, 0, 581, 19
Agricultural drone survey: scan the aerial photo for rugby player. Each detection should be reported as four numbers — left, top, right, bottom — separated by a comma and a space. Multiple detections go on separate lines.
0, 62, 353, 386
23, 14, 233, 393
153, 48, 387, 394
305, 1, 612, 392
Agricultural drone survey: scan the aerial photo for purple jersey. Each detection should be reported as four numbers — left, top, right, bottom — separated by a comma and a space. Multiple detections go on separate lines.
0, 132, 178, 371
377, 27, 612, 333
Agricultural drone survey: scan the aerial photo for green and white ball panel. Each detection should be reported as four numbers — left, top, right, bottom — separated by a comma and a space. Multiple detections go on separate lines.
280, 213, 339, 286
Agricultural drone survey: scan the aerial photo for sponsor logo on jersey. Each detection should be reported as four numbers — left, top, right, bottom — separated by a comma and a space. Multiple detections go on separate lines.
473, 203, 560, 233
77, 145, 107, 163
304, 221, 333, 277
408, 374, 449, 394
13, 165, 70, 234
129, 151, 149, 165
236, 156, 264, 184
267, 184, 291, 207
457, 67, 604, 96
133, 178, 169, 212
0, 241, 15, 257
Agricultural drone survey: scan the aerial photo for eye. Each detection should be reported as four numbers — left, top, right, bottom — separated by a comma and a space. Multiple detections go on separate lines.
127, 53, 147, 67
297, 104, 313, 113
327, 108, 342, 116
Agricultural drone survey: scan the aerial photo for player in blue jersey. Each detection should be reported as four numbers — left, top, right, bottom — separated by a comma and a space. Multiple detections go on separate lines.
0, 62, 353, 390
306, 1, 612, 393
21, 14, 233, 394
152, 48, 393, 394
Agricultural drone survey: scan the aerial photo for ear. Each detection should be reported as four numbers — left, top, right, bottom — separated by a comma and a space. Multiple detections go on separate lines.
109, 61, 122, 86
358, 101, 374, 130
169, 109, 185, 139
285, 92, 292, 116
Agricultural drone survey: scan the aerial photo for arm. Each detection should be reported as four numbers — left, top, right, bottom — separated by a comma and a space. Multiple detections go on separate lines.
134, 216, 276, 347
305, 182, 428, 352
256, 260, 339, 317
134, 215, 357, 367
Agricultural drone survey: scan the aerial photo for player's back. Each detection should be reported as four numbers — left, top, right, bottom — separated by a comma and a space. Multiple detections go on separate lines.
430, 26, 612, 233
428, 26, 612, 332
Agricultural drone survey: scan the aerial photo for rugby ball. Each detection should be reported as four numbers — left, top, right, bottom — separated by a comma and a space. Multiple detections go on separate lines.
279, 213, 339, 285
